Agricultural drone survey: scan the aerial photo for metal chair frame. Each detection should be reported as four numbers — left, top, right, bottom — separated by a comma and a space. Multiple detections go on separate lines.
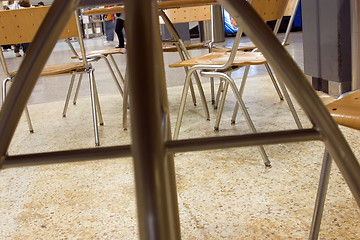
171, 0, 301, 168
0, 6, 104, 146
65, 38, 126, 103
0, 1, 359, 240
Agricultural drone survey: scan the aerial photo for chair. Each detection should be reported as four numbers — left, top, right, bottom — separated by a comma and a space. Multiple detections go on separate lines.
159, 5, 213, 119
310, 90, 360, 239
0, 6, 103, 146
65, 39, 126, 110
228, 0, 301, 127
212, 0, 300, 52
169, 0, 298, 167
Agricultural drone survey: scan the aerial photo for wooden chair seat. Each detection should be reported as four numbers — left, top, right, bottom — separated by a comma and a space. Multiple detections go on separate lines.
73, 48, 126, 58
168, 51, 266, 67
326, 90, 360, 130
41, 62, 85, 76
212, 42, 289, 52
162, 41, 210, 52
7, 62, 85, 77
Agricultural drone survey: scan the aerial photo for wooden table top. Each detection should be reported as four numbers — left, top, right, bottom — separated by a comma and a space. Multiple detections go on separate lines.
82, 0, 217, 15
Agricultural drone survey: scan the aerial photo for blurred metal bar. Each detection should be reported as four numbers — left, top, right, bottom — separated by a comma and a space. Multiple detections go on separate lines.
2, 129, 321, 168
3, 145, 132, 168
125, 0, 180, 239
166, 129, 321, 154
218, 0, 360, 206
309, 150, 332, 239
0, 0, 78, 166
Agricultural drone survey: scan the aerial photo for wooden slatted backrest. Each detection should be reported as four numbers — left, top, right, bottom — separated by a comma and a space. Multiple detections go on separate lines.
159, 5, 211, 24
251, 0, 288, 22
0, 6, 78, 45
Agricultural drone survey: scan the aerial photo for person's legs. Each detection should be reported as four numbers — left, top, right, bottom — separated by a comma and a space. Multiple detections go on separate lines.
115, 18, 125, 48
14, 44, 21, 57
22, 43, 30, 54
2, 45, 11, 51
103, 20, 116, 42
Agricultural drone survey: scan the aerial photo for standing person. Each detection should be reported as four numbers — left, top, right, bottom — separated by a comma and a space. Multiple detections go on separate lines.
103, 11, 116, 45
115, 12, 125, 48
7, 0, 19, 9
17, 0, 31, 54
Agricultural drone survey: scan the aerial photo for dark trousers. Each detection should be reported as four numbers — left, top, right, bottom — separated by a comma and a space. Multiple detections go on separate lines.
115, 18, 125, 48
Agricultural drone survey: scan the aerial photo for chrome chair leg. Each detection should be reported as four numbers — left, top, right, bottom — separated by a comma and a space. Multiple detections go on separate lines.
210, 77, 215, 104
1, 77, 10, 104
264, 63, 284, 101
193, 72, 211, 120
214, 78, 229, 131
3, 77, 34, 133
231, 65, 250, 124
24, 106, 34, 133
63, 73, 76, 117
309, 149, 332, 240
109, 54, 126, 86
88, 68, 100, 146
102, 55, 124, 97
276, 77, 303, 129
173, 68, 198, 139
123, 70, 129, 130
189, 76, 197, 106
92, 71, 104, 126
72, 73, 83, 105
214, 79, 224, 110
203, 71, 271, 167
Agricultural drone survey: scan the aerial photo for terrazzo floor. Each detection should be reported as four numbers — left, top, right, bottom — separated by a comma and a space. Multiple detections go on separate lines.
1, 32, 360, 239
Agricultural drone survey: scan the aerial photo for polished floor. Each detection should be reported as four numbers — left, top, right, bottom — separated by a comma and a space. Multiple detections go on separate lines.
0, 32, 359, 239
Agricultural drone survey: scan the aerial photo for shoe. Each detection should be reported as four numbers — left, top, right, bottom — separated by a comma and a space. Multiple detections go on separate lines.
104, 41, 115, 46
16, 52, 21, 57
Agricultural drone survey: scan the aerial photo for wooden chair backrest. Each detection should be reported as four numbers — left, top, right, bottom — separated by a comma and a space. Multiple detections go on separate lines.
251, 0, 288, 22
160, 5, 211, 24
0, 6, 78, 45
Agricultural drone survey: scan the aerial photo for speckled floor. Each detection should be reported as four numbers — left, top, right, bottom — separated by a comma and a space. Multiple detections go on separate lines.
1, 33, 359, 239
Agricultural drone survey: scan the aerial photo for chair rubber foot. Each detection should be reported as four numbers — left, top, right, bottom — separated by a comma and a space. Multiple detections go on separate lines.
265, 162, 272, 168
62, 114, 66, 118
123, 128, 127, 131
29, 130, 34, 133
214, 127, 219, 131
194, 103, 197, 106
280, 97, 284, 101
211, 100, 215, 105
73, 103, 76, 105
231, 120, 236, 125
100, 123, 104, 126
214, 106, 218, 110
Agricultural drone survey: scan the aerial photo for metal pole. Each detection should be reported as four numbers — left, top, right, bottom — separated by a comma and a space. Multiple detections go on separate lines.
125, 0, 180, 239
219, 0, 360, 206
